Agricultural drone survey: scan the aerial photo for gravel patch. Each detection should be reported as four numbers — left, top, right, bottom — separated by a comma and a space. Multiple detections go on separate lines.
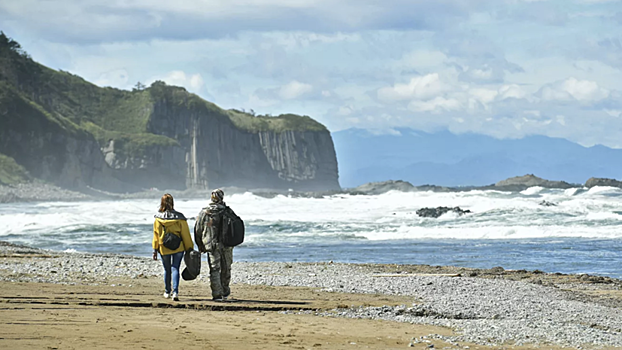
1, 243, 621, 348
0, 183, 92, 203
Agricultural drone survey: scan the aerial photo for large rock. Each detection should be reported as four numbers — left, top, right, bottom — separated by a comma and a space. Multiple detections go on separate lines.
348, 180, 415, 195
585, 177, 622, 189
495, 174, 575, 190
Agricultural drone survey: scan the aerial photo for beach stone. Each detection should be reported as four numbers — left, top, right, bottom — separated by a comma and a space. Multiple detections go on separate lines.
1, 244, 622, 348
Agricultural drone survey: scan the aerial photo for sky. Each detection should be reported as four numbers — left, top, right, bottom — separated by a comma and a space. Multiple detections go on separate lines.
1, 0, 622, 147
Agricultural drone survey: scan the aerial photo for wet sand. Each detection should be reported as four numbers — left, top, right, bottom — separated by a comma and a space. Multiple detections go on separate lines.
0, 278, 575, 350
1, 243, 620, 349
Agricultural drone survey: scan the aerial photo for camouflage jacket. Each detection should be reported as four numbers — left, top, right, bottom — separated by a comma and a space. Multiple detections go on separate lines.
194, 202, 226, 253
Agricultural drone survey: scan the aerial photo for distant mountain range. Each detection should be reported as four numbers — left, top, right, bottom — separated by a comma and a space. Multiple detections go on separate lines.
332, 128, 622, 188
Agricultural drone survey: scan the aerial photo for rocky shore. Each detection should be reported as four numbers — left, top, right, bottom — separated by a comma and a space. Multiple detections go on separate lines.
0, 183, 232, 203
1, 242, 621, 348
0, 183, 92, 203
4, 173, 622, 204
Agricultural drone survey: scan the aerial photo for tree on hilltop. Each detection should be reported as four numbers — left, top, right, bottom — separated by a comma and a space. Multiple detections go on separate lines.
0, 31, 30, 58
133, 81, 146, 91
151, 80, 167, 87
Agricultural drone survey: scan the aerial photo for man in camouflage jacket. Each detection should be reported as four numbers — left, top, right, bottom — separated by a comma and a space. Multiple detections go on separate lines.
194, 189, 233, 301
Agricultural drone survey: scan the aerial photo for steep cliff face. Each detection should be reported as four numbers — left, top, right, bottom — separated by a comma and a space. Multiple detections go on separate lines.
0, 83, 129, 192
100, 138, 187, 190
258, 130, 339, 190
0, 34, 340, 192
144, 94, 340, 191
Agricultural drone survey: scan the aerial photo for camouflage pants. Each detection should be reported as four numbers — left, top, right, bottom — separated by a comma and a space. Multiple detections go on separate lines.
206, 246, 233, 298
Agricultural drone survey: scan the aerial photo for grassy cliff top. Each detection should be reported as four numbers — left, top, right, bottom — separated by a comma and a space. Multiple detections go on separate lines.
227, 110, 328, 133
0, 32, 329, 148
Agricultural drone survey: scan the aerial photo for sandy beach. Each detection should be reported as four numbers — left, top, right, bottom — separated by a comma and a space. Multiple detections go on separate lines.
1, 242, 621, 349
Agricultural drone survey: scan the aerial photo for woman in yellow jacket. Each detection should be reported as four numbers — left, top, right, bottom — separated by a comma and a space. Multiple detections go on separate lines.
152, 193, 193, 301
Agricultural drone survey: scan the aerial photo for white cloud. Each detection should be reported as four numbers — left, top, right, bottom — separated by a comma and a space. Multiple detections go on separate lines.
408, 96, 462, 113
605, 109, 622, 117
94, 69, 129, 88
278, 80, 313, 100
3, 0, 622, 147
248, 92, 278, 108
148, 70, 205, 93
498, 84, 527, 100
189, 74, 204, 90
337, 106, 353, 116
540, 86, 573, 101
540, 77, 609, 102
467, 67, 495, 80
0, 0, 497, 44
394, 50, 449, 71
377, 74, 451, 102
469, 88, 499, 105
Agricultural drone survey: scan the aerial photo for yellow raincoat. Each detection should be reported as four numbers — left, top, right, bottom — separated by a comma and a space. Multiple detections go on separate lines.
152, 210, 194, 255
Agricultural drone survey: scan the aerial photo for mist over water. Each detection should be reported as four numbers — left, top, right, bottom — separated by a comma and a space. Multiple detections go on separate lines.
3, 186, 622, 278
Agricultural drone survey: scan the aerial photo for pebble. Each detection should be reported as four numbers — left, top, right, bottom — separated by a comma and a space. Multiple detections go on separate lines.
1, 244, 621, 348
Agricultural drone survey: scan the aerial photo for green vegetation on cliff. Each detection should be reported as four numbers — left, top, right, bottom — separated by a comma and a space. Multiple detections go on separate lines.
227, 110, 328, 133
0, 32, 331, 184
0, 154, 30, 185
82, 121, 179, 157
0, 33, 328, 137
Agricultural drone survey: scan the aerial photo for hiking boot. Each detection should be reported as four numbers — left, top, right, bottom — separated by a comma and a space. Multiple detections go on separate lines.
171, 292, 179, 301
163, 292, 170, 298
212, 296, 224, 302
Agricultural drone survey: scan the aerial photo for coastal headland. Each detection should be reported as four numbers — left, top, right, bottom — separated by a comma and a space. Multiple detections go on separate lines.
1, 242, 621, 349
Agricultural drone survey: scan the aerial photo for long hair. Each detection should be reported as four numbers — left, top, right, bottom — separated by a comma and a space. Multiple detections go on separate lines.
159, 193, 174, 212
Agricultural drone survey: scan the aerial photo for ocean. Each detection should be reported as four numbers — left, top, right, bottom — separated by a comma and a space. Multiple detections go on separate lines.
4, 186, 622, 278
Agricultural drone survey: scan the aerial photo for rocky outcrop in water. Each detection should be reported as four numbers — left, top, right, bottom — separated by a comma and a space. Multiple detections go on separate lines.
495, 174, 576, 191
584, 177, 622, 189
347, 180, 415, 195
416, 207, 472, 218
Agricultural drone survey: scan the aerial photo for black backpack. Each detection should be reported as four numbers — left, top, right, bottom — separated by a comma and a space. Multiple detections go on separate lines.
221, 206, 244, 247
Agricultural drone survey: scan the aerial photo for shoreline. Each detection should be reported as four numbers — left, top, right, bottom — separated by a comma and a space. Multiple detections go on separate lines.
1, 242, 621, 348
0, 177, 605, 204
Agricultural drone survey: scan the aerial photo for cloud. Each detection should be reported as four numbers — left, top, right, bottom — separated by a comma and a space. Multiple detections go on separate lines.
375, 72, 530, 116
0, 0, 495, 44
2, 0, 622, 148
499, 84, 528, 100
408, 97, 462, 113
538, 77, 609, 102
253, 80, 314, 104
495, 0, 570, 25
94, 69, 129, 88
149, 70, 205, 93
278, 80, 313, 99
377, 74, 453, 102
605, 109, 622, 117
